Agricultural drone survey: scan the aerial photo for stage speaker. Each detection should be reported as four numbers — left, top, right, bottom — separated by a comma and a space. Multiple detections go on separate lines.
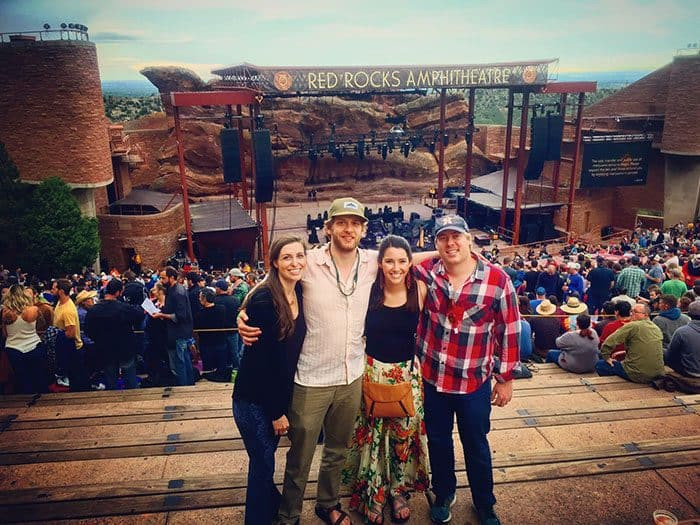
545, 114, 564, 161
220, 128, 242, 183
525, 116, 548, 180
253, 130, 274, 203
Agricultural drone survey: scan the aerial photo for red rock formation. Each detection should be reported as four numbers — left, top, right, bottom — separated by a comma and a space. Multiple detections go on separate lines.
125, 67, 496, 202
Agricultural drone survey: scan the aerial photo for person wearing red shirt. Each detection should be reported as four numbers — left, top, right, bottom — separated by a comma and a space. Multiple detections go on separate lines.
600, 301, 633, 360
414, 214, 519, 525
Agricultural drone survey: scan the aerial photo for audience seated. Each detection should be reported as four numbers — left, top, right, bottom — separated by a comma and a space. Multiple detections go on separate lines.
665, 300, 700, 378
546, 314, 599, 373
652, 294, 690, 351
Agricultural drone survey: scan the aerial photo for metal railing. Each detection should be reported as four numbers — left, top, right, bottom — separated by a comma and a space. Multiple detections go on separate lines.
0, 28, 89, 43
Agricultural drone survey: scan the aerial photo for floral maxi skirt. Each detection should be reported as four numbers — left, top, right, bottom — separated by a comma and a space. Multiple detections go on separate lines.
342, 355, 430, 518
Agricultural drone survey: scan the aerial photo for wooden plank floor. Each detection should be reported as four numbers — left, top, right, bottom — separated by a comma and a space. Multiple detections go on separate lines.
0, 363, 698, 524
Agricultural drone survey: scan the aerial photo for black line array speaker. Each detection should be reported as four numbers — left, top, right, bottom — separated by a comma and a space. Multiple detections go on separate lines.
525, 116, 547, 180
220, 128, 242, 183
253, 129, 274, 203
546, 114, 564, 161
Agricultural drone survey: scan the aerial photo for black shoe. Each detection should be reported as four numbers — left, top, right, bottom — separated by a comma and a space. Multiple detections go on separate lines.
475, 506, 501, 525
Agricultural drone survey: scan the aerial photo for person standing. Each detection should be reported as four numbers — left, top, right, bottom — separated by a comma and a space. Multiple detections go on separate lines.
660, 268, 689, 299
586, 257, 616, 314
414, 214, 520, 525
194, 287, 228, 381
214, 279, 242, 372
84, 279, 145, 389
616, 256, 646, 299
152, 266, 195, 386
1, 284, 47, 393
342, 235, 430, 524
233, 236, 307, 525
52, 278, 88, 391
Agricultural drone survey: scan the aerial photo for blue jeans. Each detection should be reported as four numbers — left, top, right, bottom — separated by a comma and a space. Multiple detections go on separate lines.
168, 338, 195, 386
423, 380, 496, 511
104, 357, 138, 390
233, 399, 281, 525
6, 345, 47, 394
595, 359, 629, 380
226, 333, 241, 369
546, 350, 562, 364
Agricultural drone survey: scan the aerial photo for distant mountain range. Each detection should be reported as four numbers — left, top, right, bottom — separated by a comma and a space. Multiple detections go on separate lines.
101, 70, 652, 96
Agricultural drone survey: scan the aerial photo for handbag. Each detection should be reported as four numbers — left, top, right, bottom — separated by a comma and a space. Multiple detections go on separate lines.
362, 375, 415, 418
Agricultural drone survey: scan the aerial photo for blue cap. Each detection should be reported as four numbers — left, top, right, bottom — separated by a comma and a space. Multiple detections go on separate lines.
434, 214, 469, 237
536, 287, 546, 295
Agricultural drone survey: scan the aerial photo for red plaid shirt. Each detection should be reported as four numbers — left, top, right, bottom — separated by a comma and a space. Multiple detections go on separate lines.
414, 254, 521, 394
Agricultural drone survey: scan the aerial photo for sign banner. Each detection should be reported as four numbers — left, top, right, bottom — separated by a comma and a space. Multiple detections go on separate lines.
580, 135, 652, 188
212, 61, 553, 94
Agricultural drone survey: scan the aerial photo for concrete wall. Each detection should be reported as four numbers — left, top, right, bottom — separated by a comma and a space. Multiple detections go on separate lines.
98, 203, 185, 271
0, 39, 112, 188
664, 155, 700, 226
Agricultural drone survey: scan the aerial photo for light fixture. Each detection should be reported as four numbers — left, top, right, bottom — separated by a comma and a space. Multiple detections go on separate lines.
68, 23, 74, 29
60, 23, 67, 29
43, 23, 50, 30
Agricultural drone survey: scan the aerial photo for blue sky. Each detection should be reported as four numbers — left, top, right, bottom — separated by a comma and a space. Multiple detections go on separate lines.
2, 0, 698, 81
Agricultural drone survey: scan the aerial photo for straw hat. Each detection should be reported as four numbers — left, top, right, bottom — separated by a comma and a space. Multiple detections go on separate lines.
536, 299, 556, 315
75, 290, 97, 304
561, 296, 587, 314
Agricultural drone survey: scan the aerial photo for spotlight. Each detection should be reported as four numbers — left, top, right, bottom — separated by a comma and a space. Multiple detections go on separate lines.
428, 141, 436, 154
381, 145, 388, 160
443, 133, 449, 147
60, 23, 67, 29
387, 136, 395, 151
402, 141, 411, 158
43, 23, 50, 30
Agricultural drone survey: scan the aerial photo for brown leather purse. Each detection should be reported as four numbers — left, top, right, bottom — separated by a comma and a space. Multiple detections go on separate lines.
362, 376, 415, 418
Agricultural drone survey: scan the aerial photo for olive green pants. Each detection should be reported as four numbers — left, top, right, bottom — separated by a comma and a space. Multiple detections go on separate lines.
276, 377, 362, 523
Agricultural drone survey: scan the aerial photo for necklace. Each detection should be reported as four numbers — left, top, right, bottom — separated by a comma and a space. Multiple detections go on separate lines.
330, 248, 360, 297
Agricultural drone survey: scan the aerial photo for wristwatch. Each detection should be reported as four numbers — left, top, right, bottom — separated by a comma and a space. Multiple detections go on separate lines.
494, 374, 506, 384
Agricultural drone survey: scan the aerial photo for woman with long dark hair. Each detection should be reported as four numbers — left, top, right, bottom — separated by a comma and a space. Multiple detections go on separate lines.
342, 235, 429, 524
232, 235, 307, 525
2, 284, 47, 393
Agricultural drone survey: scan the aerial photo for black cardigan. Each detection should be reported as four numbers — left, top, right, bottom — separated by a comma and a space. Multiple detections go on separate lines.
232, 284, 306, 421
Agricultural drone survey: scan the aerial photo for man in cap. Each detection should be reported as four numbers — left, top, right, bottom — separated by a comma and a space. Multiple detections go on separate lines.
529, 286, 547, 313
228, 268, 249, 305
214, 279, 242, 372
239, 197, 433, 525
75, 290, 98, 384
194, 287, 228, 381
414, 214, 519, 525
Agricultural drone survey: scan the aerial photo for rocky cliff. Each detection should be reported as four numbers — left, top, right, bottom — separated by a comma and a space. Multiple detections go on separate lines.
125, 67, 495, 202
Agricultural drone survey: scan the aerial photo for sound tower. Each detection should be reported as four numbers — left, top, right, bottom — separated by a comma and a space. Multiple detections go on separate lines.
253, 129, 274, 203
220, 128, 242, 183
546, 114, 564, 161
524, 116, 547, 180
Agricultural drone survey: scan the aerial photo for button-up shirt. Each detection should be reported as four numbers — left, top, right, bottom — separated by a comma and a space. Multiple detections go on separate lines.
294, 245, 378, 387
414, 254, 520, 394
616, 265, 646, 298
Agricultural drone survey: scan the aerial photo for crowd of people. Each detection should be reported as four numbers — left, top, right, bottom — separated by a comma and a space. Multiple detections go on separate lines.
0, 263, 263, 394
1, 205, 699, 525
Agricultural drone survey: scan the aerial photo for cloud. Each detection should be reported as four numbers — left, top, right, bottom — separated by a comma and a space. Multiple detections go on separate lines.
91, 31, 142, 42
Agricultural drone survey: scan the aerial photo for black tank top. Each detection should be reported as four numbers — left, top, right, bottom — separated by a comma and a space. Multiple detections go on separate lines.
365, 302, 419, 363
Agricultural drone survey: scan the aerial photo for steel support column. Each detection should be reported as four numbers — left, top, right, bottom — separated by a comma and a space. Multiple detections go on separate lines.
437, 88, 446, 208
173, 105, 196, 263
550, 93, 567, 197
512, 91, 531, 245
566, 92, 586, 237
500, 89, 515, 230
463, 87, 475, 218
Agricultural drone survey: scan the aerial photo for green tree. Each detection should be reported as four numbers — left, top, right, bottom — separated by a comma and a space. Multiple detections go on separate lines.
0, 141, 33, 266
18, 177, 100, 277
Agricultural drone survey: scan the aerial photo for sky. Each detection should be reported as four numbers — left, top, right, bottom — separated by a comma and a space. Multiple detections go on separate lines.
1, 0, 698, 82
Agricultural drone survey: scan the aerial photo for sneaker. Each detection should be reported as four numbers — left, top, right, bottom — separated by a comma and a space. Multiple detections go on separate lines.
56, 376, 70, 387
475, 506, 501, 525
91, 382, 106, 391
430, 492, 456, 523
512, 365, 533, 379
